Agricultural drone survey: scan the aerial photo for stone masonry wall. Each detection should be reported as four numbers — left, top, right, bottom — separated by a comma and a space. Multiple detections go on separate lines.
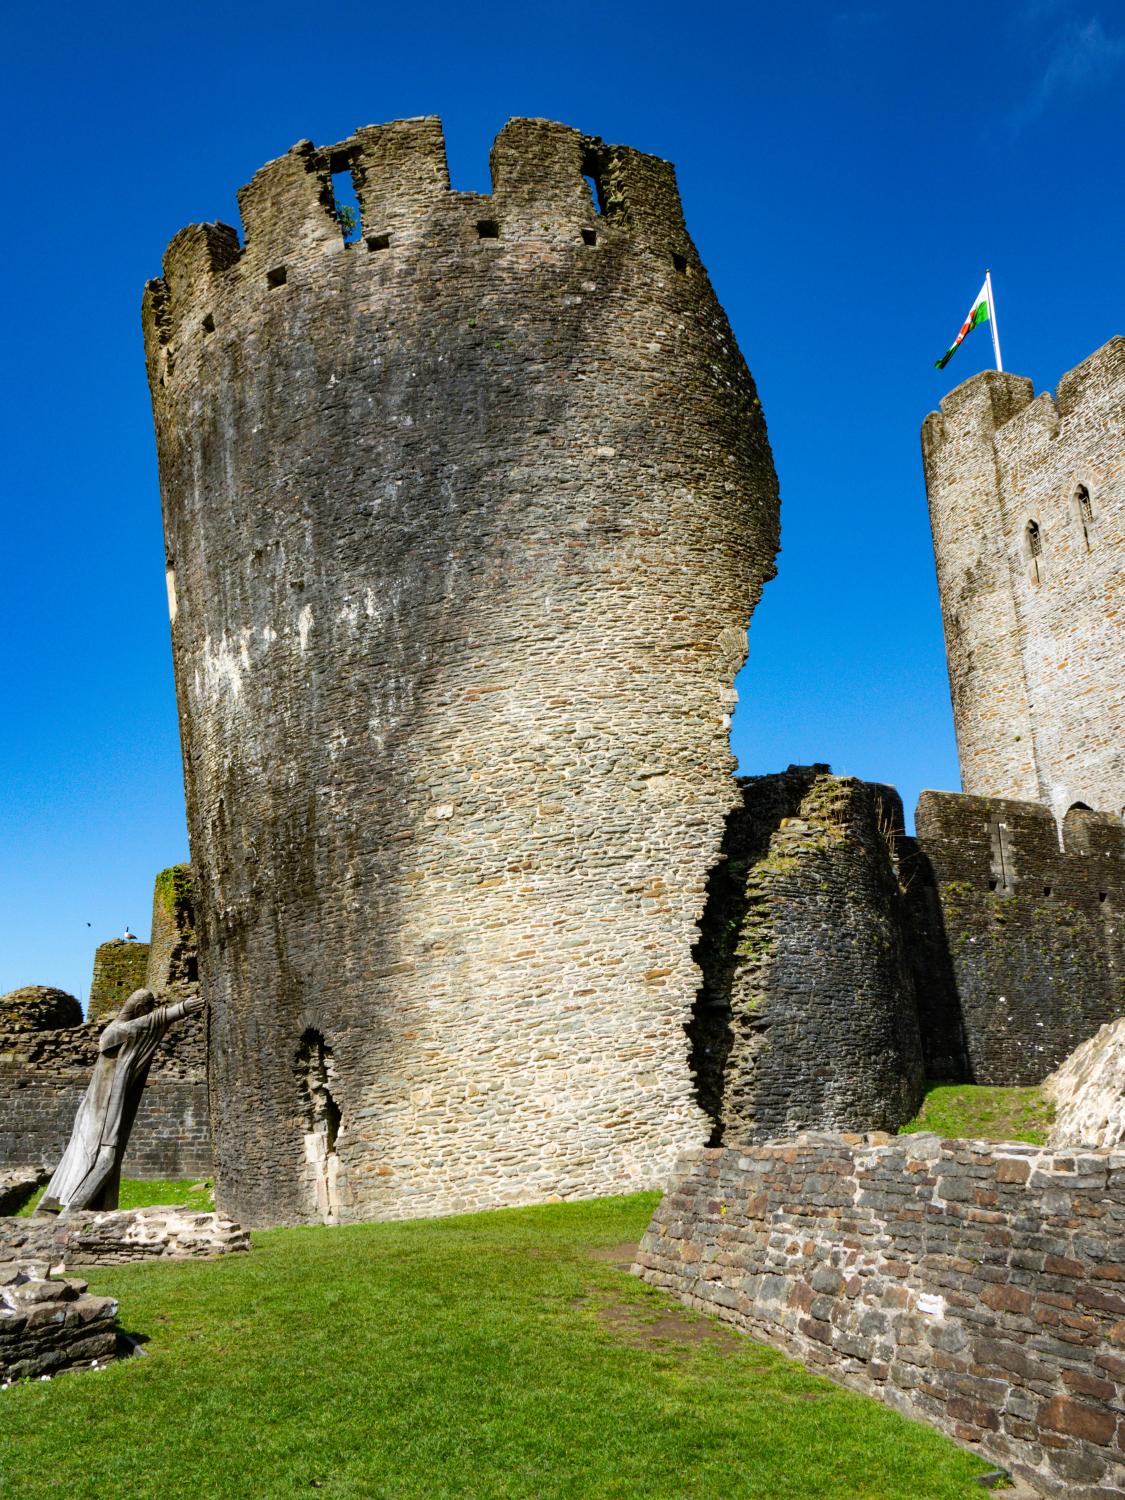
88, 939, 150, 1023
142, 117, 780, 1226
0, 1016, 209, 1179
905, 792, 1125, 1084
636, 1136, 1125, 1500
689, 767, 923, 1141
921, 338, 1124, 820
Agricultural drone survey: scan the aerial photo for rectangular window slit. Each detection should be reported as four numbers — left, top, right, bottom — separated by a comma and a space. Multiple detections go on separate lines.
267, 266, 287, 288
1099, 891, 1107, 903
672, 252, 688, 274
1042, 885, 1053, 897
477, 219, 500, 240
988, 879, 998, 892
201, 313, 215, 334
581, 228, 597, 246
366, 233, 390, 252
331, 166, 361, 244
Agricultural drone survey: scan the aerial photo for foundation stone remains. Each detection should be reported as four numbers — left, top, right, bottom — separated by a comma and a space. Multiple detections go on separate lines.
921, 338, 1124, 820
143, 116, 780, 1226
0, 1207, 249, 1269
0, 988, 82, 1033
636, 1135, 1125, 1500
1, 1267, 118, 1385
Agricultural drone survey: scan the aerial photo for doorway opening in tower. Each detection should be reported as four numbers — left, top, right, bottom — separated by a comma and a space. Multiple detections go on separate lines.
296, 1029, 343, 1223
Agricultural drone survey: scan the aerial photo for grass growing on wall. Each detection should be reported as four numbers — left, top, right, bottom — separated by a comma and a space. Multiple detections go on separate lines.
899, 1082, 1055, 1144
16, 1178, 213, 1218
0, 1195, 996, 1499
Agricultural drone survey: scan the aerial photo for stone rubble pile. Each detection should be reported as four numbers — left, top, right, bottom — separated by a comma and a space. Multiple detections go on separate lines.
1, 1265, 118, 1384
0, 1206, 249, 1269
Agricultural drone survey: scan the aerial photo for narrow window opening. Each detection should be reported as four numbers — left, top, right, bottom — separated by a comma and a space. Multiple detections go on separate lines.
581, 228, 597, 246
1075, 483, 1093, 550
366, 233, 390, 252
1099, 892, 1108, 904
330, 164, 361, 244
267, 266, 287, 289
296, 1029, 343, 1224
1042, 885, 1053, 897
582, 174, 604, 216
1025, 519, 1042, 583
672, 252, 689, 274
988, 878, 998, 892
201, 312, 215, 334
477, 219, 500, 240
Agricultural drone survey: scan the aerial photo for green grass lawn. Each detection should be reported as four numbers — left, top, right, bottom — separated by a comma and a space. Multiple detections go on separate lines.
1, 1192, 997, 1500
899, 1082, 1054, 1144
16, 1177, 214, 1217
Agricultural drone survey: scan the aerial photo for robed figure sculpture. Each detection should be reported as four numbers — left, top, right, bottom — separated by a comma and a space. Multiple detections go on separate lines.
37, 988, 204, 1214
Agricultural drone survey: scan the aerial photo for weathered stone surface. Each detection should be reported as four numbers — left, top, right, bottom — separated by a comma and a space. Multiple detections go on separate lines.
689, 767, 923, 1141
0, 1268, 118, 1384
636, 1136, 1125, 1500
1045, 1018, 1125, 1149
921, 338, 1124, 821
143, 117, 780, 1226
87, 940, 150, 1023
0, 1168, 47, 1217
902, 794, 1125, 1083
0, 987, 82, 1033
0, 1207, 249, 1269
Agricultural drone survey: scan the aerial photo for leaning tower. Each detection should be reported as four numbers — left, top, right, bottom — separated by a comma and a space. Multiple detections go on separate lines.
921, 337, 1124, 820
143, 117, 779, 1227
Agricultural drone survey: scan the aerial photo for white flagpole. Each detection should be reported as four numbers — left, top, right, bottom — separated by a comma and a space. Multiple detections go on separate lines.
985, 268, 1003, 372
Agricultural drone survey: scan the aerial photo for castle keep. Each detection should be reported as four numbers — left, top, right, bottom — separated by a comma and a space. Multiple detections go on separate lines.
142, 117, 780, 1227
922, 338, 1124, 819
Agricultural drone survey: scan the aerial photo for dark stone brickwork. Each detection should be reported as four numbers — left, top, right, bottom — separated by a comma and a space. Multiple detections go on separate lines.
921, 338, 1124, 821
142, 117, 780, 1226
87, 940, 150, 1023
0, 1016, 209, 1179
689, 767, 923, 1142
636, 1136, 1125, 1500
905, 792, 1125, 1084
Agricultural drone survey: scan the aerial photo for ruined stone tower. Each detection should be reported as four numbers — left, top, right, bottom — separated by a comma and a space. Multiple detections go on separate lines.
143, 117, 779, 1227
921, 337, 1124, 820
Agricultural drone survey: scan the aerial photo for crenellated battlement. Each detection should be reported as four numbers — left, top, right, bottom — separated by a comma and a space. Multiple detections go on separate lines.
921, 336, 1124, 463
143, 116, 700, 369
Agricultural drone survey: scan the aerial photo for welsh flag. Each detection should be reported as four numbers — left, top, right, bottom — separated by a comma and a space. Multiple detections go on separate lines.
935, 280, 990, 369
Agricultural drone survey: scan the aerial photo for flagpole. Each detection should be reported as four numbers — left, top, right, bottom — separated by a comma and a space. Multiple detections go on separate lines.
985, 268, 1003, 372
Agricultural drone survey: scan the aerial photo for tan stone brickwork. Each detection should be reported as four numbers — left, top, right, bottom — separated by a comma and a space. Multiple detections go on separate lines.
922, 337, 1124, 821
142, 118, 780, 1227
636, 1135, 1125, 1499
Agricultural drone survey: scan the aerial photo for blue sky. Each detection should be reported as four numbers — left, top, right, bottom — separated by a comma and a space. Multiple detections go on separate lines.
1, 0, 1122, 1001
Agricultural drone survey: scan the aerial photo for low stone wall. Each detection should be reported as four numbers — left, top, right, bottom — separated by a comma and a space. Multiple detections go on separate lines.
0, 1207, 249, 1270
0, 1169, 47, 1217
635, 1135, 1125, 1499
1, 1268, 118, 1383
0, 1013, 210, 1179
